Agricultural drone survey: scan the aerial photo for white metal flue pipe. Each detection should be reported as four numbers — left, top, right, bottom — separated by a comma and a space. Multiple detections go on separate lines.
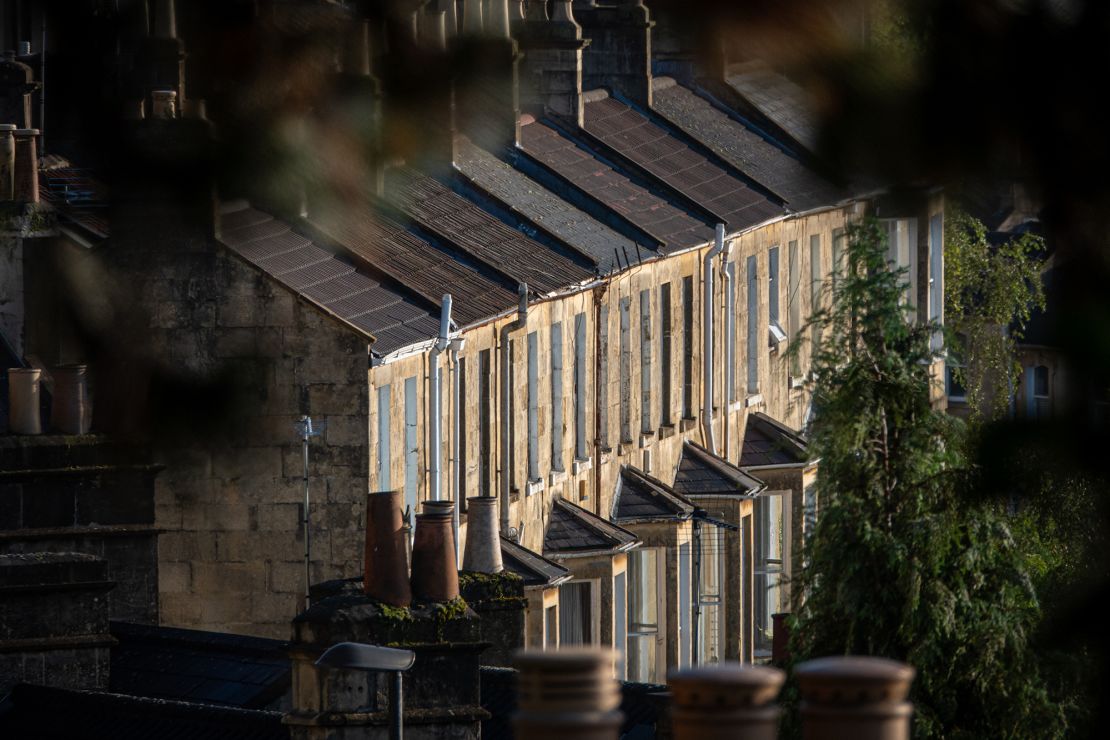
701, 224, 725, 455
500, 284, 529, 538
429, 295, 453, 502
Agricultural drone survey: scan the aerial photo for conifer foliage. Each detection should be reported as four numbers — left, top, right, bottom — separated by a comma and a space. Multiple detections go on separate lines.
784, 219, 1063, 738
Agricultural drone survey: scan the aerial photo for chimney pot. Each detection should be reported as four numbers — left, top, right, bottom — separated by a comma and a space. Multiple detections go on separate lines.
462, 0, 484, 34
419, 9, 448, 51
795, 656, 915, 740
7, 368, 42, 435
551, 1, 575, 23
488, 0, 511, 37
12, 128, 39, 204
463, 497, 504, 573
410, 502, 460, 602
0, 124, 15, 201
527, 0, 549, 21
152, 0, 178, 39
513, 649, 623, 740
668, 663, 784, 740
50, 364, 91, 435
364, 490, 413, 607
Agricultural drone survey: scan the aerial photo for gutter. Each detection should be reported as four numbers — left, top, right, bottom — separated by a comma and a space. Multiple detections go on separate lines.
500, 283, 529, 539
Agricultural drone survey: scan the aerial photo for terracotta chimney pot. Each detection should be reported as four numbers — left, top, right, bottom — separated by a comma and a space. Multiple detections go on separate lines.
0, 124, 15, 201
410, 502, 459, 602
463, 496, 503, 573
668, 663, 784, 740
12, 128, 38, 204
150, 90, 177, 119
795, 656, 915, 740
364, 490, 413, 607
7, 368, 41, 435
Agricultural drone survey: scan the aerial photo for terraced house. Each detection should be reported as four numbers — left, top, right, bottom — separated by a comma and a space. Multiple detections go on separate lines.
3, 0, 946, 682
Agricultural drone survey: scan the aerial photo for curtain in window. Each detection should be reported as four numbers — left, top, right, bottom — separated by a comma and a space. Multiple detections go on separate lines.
559, 582, 591, 646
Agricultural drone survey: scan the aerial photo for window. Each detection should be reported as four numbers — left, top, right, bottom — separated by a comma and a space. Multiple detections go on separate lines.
559, 581, 594, 646
1026, 365, 1051, 418
598, 305, 610, 449
946, 355, 967, 402
544, 605, 558, 649
551, 322, 565, 472
788, 241, 801, 376
403, 377, 419, 517
479, 349, 492, 496
619, 296, 632, 443
682, 275, 695, 418
376, 384, 391, 490
810, 234, 822, 354
697, 524, 725, 665
574, 313, 588, 460
883, 218, 918, 312
746, 256, 759, 394
678, 542, 692, 668
458, 357, 467, 503
614, 570, 627, 678
509, 339, 516, 489
659, 283, 673, 426
929, 214, 944, 350
768, 245, 781, 328
754, 491, 791, 658
527, 331, 540, 484
831, 228, 845, 291
726, 262, 737, 404
803, 483, 818, 543
639, 290, 652, 434
627, 548, 661, 683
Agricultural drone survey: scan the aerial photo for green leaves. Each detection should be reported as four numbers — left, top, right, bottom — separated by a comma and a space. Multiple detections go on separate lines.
783, 218, 1063, 739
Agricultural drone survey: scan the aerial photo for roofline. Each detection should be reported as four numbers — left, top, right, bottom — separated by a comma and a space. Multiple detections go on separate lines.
740, 459, 819, 473
544, 539, 641, 559
523, 573, 575, 590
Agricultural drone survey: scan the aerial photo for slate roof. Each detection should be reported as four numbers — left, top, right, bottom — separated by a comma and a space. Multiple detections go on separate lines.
385, 167, 594, 294
651, 78, 844, 212
219, 203, 441, 355
454, 137, 639, 273
519, 117, 715, 251
306, 197, 518, 327
582, 92, 783, 230
480, 666, 668, 740
739, 412, 810, 468
108, 622, 291, 710
725, 60, 820, 154
500, 536, 572, 588
0, 684, 286, 740
612, 465, 696, 522
543, 497, 640, 556
672, 440, 767, 497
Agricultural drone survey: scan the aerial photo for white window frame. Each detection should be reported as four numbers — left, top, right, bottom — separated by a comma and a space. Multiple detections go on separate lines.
627, 547, 665, 683
551, 322, 565, 473
376, 384, 391, 491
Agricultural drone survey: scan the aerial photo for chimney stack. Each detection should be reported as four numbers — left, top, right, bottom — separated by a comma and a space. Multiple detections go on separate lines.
573, 0, 654, 107
516, 0, 588, 125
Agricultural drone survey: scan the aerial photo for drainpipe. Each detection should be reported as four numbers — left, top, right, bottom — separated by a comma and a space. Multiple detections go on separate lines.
721, 235, 735, 460
701, 224, 725, 455
500, 284, 529, 538
449, 332, 466, 562
429, 295, 453, 502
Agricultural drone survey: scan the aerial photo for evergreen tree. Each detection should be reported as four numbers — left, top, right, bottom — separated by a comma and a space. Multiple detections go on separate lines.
783, 219, 1063, 738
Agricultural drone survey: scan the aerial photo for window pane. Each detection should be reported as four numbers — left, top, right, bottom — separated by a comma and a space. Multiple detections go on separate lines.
627, 635, 657, 683
559, 582, 592, 646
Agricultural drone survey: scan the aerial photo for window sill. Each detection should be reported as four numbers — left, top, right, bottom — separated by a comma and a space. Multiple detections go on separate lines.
549, 469, 567, 487
526, 478, 544, 497
573, 457, 592, 475
599, 448, 612, 465
728, 401, 744, 413
680, 417, 698, 432
657, 424, 675, 440
509, 489, 521, 503
790, 376, 805, 390
638, 431, 655, 449
618, 441, 634, 456
745, 393, 763, 408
